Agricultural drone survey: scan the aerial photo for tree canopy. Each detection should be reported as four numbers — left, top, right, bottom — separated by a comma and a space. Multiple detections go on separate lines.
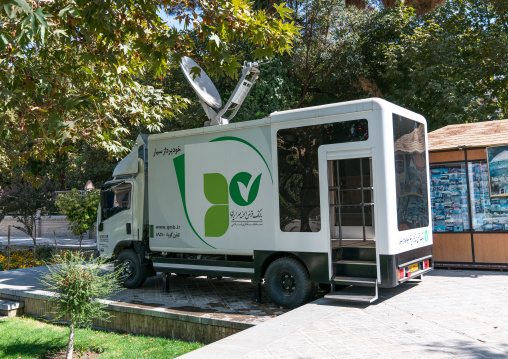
0, 0, 299, 168
245, 0, 507, 131
1, 0, 507, 187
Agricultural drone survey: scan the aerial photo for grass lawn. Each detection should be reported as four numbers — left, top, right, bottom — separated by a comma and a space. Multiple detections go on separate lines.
0, 316, 204, 358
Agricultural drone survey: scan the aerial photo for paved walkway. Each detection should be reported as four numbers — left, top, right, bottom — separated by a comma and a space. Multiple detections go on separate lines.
181, 269, 508, 359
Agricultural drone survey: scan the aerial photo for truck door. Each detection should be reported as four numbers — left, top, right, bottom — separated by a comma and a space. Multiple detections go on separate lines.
325, 150, 378, 301
98, 181, 134, 255
328, 156, 375, 245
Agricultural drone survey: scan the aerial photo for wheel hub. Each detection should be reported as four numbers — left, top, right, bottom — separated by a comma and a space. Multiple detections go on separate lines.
122, 260, 134, 278
281, 273, 295, 293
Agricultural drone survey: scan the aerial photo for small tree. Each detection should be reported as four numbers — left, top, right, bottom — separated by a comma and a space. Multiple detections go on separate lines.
40, 251, 124, 359
55, 189, 100, 249
0, 177, 56, 263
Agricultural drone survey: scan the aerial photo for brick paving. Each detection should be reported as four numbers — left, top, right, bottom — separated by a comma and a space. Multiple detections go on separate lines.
0, 266, 287, 325
181, 270, 508, 358
109, 274, 289, 324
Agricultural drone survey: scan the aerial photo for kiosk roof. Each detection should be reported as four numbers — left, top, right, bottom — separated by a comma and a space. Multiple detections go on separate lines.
428, 119, 508, 151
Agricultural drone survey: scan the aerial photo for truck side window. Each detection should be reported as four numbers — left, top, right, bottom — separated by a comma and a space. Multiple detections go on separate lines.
277, 119, 368, 232
100, 183, 132, 222
393, 114, 429, 231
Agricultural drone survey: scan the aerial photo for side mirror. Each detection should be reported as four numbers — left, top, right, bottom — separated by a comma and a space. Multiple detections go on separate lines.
98, 223, 104, 232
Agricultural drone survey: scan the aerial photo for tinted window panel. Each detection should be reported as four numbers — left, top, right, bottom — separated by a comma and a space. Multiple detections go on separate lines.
278, 120, 368, 232
393, 114, 429, 231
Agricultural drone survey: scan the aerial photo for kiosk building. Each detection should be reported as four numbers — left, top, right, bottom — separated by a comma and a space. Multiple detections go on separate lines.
428, 119, 508, 268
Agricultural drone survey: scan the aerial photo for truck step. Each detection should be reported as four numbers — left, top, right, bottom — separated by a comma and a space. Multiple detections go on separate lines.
336, 260, 376, 265
333, 261, 377, 278
0, 299, 24, 317
339, 246, 376, 261
325, 285, 378, 303
332, 276, 377, 287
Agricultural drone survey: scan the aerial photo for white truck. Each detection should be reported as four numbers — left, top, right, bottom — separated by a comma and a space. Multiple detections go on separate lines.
97, 97, 434, 308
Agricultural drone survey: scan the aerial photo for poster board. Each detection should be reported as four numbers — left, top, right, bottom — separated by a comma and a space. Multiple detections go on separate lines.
487, 145, 508, 197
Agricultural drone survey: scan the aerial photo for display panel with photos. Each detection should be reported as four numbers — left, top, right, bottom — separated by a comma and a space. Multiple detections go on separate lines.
469, 161, 508, 231
487, 145, 508, 197
430, 163, 469, 232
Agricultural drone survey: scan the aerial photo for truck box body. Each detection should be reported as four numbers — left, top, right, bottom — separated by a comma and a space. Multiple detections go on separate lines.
98, 98, 434, 306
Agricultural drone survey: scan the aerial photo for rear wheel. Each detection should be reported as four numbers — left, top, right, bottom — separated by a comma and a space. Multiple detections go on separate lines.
265, 257, 312, 309
116, 249, 147, 288
308, 283, 319, 302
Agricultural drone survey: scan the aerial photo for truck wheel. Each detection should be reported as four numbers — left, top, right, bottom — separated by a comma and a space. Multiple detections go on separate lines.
264, 257, 312, 309
116, 249, 147, 288
308, 283, 319, 302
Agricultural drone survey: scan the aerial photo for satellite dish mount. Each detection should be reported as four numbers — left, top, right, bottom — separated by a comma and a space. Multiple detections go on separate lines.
180, 57, 262, 126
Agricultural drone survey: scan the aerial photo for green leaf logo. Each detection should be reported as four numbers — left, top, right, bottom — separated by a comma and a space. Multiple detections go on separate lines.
203, 172, 262, 238
229, 172, 262, 206
424, 230, 428, 242
203, 173, 229, 237
204, 173, 228, 205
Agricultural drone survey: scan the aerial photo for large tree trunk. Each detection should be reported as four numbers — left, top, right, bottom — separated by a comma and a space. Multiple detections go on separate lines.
66, 324, 75, 359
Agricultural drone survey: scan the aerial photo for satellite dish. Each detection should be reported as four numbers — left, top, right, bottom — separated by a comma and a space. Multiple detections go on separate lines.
180, 57, 222, 110
180, 56, 263, 126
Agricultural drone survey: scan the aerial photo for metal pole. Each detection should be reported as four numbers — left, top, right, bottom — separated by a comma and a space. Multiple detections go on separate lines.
54, 231, 58, 255
360, 159, 366, 242
7, 225, 10, 271
336, 161, 343, 246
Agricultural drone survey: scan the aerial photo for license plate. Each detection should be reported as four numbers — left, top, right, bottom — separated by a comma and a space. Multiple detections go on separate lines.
408, 263, 419, 273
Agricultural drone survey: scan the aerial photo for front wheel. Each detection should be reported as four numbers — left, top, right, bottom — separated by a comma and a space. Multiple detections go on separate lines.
115, 249, 147, 288
264, 257, 312, 309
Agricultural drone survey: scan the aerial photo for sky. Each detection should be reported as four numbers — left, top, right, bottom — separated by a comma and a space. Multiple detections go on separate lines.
157, 8, 186, 30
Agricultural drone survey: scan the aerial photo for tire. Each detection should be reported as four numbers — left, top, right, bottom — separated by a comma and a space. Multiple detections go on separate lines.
264, 257, 312, 309
308, 283, 319, 302
116, 249, 147, 289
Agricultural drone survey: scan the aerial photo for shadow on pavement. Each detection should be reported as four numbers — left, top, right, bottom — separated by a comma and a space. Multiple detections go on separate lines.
428, 268, 508, 279
419, 339, 508, 358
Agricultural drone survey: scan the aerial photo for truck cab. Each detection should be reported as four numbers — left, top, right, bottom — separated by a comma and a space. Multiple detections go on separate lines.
97, 142, 150, 287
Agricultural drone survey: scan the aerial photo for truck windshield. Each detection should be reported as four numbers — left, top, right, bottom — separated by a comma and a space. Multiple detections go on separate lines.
100, 182, 131, 221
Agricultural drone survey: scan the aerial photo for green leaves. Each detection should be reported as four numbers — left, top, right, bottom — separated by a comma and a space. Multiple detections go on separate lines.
0, 176, 57, 242
265, 0, 507, 130
375, 1, 508, 129
40, 251, 124, 328
55, 189, 100, 241
274, 2, 294, 20
0, 0, 298, 167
